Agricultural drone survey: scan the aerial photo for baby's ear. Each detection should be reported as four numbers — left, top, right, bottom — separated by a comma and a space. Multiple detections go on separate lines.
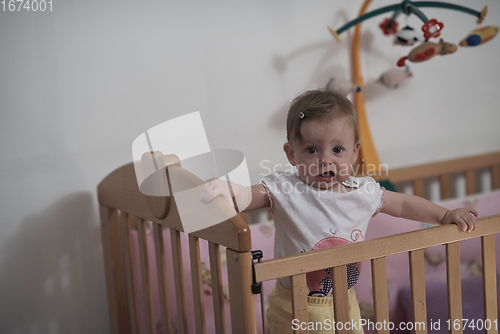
283, 142, 296, 166
352, 141, 361, 164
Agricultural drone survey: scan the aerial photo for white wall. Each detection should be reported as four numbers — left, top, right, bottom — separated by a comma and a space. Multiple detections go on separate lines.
1, 1, 499, 333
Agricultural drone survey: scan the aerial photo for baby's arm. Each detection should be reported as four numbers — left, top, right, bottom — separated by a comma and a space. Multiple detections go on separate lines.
381, 191, 478, 232
199, 178, 270, 212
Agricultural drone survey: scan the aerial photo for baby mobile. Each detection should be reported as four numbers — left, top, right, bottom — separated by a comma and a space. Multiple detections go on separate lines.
325, 0, 498, 179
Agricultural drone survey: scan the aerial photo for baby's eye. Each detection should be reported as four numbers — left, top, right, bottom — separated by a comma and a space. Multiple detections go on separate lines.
333, 147, 343, 154
307, 147, 317, 154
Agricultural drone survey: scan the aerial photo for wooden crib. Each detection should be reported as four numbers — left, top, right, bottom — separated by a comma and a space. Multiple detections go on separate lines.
98, 151, 500, 334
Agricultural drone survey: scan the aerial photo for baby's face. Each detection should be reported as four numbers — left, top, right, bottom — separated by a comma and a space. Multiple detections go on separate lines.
284, 117, 359, 191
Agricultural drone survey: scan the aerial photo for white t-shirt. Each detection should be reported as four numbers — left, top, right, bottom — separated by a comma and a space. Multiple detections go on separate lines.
261, 171, 385, 296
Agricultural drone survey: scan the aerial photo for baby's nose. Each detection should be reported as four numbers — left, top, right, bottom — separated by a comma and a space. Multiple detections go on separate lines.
320, 154, 334, 164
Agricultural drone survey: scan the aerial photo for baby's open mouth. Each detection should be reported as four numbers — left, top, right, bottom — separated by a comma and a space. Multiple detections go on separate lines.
318, 171, 335, 180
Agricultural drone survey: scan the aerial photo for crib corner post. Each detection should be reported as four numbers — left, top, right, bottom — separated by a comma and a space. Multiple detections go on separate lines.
226, 249, 258, 334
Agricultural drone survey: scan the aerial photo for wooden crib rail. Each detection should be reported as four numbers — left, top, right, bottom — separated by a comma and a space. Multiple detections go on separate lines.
385, 151, 500, 199
254, 215, 500, 281
254, 214, 500, 334
97, 162, 251, 252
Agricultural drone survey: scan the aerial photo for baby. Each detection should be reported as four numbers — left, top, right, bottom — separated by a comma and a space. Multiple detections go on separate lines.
200, 89, 477, 334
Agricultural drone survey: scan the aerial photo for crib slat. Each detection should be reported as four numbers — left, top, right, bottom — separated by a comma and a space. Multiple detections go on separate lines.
189, 235, 207, 334
466, 169, 476, 195
260, 285, 266, 334
137, 218, 155, 334
331, 266, 349, 334
491, 165, 500, 190
412, 179, 425, 198
171, 229, 189, 334
438, 174, 451, 200
409, 249, 427, 334
152, 223, 173, 334
371, 258, 390, 334
226, 249, 257, 334
291, 273, 308, 334
209, 242, 226, 334
446, 242, 463, 334
481, 235, 498, 334
121, 213, 139, 334
100, 207, 130, 334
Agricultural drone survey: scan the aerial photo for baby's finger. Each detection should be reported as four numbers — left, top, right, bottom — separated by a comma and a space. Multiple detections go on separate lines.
468, 211, 478, 230
199, 180, 214, 190
462, 215, 475, 232
456, 218, 468, 232
201, 188, 220, 204
202, 177, 218, 184
201, 179, 221, 193
204, 188, 234, 206
198, 185, 213, 202
198, 187, 207, 202
469, 208, 479, 218
217, 188, 233, 205
464, 208, 478, 229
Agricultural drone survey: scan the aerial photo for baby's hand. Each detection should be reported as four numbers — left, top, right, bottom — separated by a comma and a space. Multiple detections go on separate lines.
199, 178, 234, 206
441, 207, 479, 232
199, 178, 252, 212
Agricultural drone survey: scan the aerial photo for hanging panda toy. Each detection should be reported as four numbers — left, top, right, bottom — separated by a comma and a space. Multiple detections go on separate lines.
394, 25, 421, 46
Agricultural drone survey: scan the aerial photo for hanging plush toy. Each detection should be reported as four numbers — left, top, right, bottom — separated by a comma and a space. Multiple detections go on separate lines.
379, 66, 413, 88
326, 78, 361, 95
459, 25, 499, 46
394, 26, 421, 46
397, 39, 457, 67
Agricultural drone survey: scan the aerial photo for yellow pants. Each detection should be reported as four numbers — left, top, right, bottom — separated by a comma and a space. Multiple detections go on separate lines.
265, 283, 364, 334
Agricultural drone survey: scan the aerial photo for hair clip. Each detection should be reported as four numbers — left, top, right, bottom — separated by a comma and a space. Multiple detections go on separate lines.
299, 112, 305, 119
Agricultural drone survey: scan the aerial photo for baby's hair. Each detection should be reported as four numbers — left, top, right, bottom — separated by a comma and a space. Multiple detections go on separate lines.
286, 89, 359, 146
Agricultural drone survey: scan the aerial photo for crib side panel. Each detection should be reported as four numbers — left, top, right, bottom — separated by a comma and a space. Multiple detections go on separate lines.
255, 215, 500, 334
387, 152, 500, 184
255, 216, 500, 282
386, 151, 500, 200
102, 211, 259, 334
